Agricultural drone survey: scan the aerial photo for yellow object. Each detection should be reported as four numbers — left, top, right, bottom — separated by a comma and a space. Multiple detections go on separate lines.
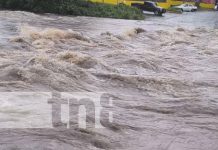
200, 3, 215, 9
91, 0, 215, 9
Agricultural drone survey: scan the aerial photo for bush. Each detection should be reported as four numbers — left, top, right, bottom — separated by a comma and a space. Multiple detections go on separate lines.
0, 0, 145, 20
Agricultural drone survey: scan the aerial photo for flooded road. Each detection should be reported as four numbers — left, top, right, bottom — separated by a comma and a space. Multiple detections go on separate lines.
0, 10, 218, 150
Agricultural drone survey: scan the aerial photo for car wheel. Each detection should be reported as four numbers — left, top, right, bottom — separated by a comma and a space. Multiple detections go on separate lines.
154, 10, 159, 15
191, 9, 194, 12
181, 9, 183, 13
158, 12, 163, 16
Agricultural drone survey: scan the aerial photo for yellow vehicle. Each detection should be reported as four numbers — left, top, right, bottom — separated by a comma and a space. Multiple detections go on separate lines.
91, 0, 171, 9
91, 0, 215, 9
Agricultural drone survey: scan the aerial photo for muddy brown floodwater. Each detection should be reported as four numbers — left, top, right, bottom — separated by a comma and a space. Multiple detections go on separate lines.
0, 10, 218, 150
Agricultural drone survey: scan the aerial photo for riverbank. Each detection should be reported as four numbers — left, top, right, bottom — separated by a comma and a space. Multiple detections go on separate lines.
0, 0, 144, 20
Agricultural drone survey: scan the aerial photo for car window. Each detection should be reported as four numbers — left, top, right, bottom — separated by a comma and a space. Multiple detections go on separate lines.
149, 3, 153, 7
145, 2, 154, 7
144, 2, 149, 7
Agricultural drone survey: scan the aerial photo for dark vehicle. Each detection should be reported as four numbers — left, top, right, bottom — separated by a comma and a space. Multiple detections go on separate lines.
131, 1, 166, 16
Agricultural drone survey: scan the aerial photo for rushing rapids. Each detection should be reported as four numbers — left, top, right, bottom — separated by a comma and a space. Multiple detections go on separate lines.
0, 11, 218, 150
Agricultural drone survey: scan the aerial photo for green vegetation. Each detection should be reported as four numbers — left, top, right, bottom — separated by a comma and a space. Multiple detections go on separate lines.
0, 0, 144, 20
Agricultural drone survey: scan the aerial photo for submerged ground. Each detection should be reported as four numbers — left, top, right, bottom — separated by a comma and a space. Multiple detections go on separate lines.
0, 11, 218, 150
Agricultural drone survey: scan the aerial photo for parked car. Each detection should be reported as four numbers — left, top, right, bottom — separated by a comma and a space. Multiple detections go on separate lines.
131, 1, 166, 16
174, 3, 198, 12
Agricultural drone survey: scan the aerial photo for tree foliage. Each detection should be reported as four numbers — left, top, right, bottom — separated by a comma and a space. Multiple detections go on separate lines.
0, 0, 144, 20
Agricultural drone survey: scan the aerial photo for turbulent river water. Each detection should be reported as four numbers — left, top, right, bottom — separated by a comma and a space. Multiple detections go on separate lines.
0, 10, 218, 150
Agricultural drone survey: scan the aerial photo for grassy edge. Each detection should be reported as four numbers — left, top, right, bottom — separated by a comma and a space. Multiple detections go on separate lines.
0, 0, 145, 20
